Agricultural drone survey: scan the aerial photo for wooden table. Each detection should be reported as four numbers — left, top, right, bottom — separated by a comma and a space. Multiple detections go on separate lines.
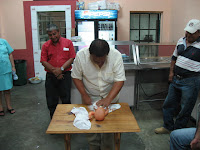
46, 103, 140, 150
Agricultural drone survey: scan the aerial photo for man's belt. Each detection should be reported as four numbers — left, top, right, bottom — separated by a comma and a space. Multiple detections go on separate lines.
174, 74, 200, 80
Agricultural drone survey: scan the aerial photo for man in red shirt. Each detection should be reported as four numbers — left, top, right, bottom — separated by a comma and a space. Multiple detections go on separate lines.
40, 24, 76, 118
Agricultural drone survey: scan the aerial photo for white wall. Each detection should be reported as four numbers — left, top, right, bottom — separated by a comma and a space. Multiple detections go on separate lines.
170, 0, 200, 43
0, 0, 32, 49
119, 70, 135, 106
1, 0, 200, 49
84, 0, 172, 42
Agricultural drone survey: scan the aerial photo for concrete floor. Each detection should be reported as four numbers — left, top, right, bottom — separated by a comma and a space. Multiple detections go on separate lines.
0, 81, 194, 150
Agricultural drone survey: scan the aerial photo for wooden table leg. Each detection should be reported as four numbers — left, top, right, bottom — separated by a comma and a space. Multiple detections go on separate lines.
114, 133, 121, 150
64, 134, 71, 150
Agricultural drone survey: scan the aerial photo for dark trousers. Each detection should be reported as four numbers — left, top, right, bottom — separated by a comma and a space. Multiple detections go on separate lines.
45, 71, 71, 118
86, 133, 114, 150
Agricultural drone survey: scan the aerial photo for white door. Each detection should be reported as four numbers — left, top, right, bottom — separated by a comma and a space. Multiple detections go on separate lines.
31, 5, 71, 80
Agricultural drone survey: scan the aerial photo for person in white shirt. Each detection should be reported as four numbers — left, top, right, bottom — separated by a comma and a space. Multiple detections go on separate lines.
71, 39, 126, 150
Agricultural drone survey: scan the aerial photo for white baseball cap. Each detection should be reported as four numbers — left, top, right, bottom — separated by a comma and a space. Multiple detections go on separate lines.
184, 19, 200, 34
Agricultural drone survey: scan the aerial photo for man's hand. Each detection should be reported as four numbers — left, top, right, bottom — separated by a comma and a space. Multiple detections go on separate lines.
82, 94, 92, 105
190, 138, 200, 150
56, 74, 64, 80
52, 67, 62, 77
96, 97, 111, 108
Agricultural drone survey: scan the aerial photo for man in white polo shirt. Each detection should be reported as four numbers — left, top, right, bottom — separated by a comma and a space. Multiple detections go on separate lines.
71, 39, 126, 150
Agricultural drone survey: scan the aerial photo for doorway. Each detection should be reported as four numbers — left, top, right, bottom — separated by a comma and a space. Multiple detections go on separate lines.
31, 5, 71, 80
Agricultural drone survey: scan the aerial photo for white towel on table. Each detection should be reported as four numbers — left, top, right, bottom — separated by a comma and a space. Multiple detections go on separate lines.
71, 107, 91, 130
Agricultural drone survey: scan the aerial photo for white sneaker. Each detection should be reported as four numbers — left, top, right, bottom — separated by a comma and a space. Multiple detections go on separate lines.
155, 127, 171, 134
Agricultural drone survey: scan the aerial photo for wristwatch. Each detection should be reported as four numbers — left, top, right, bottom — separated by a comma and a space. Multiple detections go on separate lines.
61, 66, 64, 71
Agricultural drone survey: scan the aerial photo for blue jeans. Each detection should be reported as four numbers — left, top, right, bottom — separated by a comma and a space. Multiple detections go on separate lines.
163, 76, 200, 131
170, 128, 196, 150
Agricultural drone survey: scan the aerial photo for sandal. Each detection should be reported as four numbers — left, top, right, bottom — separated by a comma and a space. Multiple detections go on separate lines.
0, 110, 5, 116
7, 109, 15, 114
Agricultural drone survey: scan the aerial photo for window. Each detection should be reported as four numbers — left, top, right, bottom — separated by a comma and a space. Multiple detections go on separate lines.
130, 13, 161, 43
130, 13, 161, 58
38, 11, 66, 49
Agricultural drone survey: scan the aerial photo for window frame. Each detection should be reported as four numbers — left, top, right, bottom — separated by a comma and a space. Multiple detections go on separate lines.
130, 11, 162, 43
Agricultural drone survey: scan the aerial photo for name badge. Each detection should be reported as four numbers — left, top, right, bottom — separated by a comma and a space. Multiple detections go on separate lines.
63, 47, 69, 51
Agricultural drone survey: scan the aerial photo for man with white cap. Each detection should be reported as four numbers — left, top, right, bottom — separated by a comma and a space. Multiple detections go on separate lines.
155, 19, 200, 135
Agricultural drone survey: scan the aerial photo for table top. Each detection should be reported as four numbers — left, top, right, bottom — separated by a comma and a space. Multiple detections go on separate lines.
46, 103, 140, 134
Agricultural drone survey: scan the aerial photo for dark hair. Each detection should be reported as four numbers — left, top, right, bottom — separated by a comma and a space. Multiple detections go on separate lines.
89, 39, 110, 57
46, 24, 59, 32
